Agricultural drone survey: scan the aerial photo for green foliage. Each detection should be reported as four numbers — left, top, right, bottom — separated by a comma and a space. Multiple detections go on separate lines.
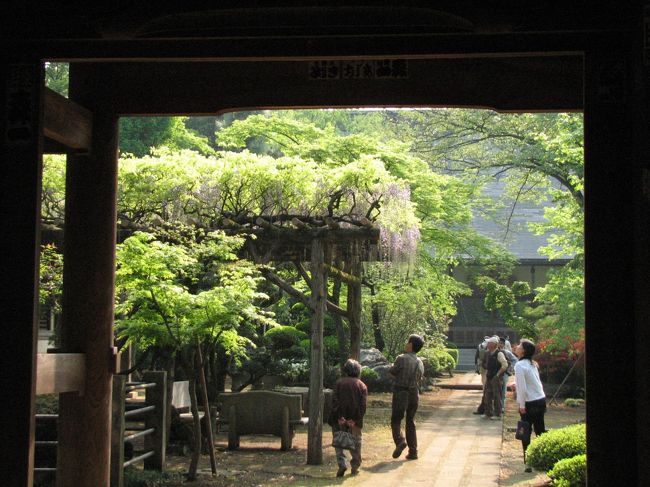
360, 367, 380, 391
299, 335, 341, 365
44, 62, 69, 97
264, 325, 308, 349
123, 468, 182, 487
119, 117, 214, 157
476, 276, 536, 338
115, 231, 271, 356
419, 347, 456, 377
39, 244, 63, 314
564, 398, 585, 408
445, 348, 459, 365
526, 423, 586, 472
41, 155, 66, 223
35, 394, 58, 414
362, 259, 470, 360
548, 454, 587, 487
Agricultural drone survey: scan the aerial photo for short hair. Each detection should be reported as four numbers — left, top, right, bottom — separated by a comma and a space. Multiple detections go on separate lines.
408, 334, 424, 353
343, 358, 362, 378
520, 339, 536, 360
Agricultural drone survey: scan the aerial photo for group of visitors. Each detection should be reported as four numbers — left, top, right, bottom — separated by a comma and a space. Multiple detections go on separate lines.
473, 335, 517, 419
328, 334, 425, 477
326, 332, 545, 477
474, 335, 547, 471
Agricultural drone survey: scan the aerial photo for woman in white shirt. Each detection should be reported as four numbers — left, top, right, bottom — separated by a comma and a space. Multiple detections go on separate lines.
514, 339, 547, 468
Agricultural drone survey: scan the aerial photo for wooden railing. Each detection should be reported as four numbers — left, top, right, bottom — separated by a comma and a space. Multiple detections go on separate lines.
111, 371, 167, 487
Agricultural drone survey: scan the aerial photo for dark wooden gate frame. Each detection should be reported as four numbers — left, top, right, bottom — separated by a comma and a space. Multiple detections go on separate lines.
1, 20, 648, 487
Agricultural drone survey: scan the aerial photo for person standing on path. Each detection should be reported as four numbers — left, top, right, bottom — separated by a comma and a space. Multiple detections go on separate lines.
329, 359, 368, 477
483, 336, 507, 420
472, 336, 490, 415
514, 339, 547, 471
499, 337, 518, 414
389, 334, 425, 460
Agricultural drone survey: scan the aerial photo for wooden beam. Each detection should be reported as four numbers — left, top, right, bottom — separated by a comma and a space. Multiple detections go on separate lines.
36, 353, 86, 395
66, 56, 584, 115
43, 87, 92, 152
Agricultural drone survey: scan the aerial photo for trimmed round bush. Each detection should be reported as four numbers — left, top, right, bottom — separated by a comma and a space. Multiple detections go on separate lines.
418, 348, 440, 377
264, 325, 308, 349
445, 348, 459, 367
360, 367, 380, 391
526, 423, 586, 472
437, 349, 456, 370
548, 454, 586, 487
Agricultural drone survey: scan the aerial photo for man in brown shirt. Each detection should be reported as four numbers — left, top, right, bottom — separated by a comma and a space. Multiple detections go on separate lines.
389, 334, 425, 460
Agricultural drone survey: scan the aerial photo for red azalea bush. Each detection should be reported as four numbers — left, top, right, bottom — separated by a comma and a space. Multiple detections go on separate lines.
534, 332, 585, 397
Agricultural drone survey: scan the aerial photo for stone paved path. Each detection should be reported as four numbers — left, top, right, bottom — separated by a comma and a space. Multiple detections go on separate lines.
351, 372, 502, 487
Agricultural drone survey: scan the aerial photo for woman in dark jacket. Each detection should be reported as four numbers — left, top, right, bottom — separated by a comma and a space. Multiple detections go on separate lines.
328, 358, 368, 477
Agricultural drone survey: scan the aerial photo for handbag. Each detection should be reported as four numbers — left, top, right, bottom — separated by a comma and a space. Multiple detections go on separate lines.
332, 428, 356, 450
515, 420, 531, 442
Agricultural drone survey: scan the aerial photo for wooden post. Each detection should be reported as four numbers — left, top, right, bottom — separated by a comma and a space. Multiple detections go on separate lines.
143, 371, 167, 471
57, 64, 118, 487
0, 61, 43, 487
584, 49, 638, 486
196, 343, 217, 475
307, 239, 327, 465
110, 375, 126, 487
346, 246, 362, 361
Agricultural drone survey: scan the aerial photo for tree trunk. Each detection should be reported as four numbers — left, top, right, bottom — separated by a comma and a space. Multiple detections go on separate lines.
187, 359, 201, 481
368, 283, 385, 351
346, 250, 362, 360
164, 353, 175, 440
330, 267, 349, 366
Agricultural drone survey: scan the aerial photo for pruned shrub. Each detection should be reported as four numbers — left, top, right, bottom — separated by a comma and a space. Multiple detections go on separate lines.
526, 423, 586, 472
445, 348, 459, 367
564, 398, 585, 408
360, 367, 380, 391
548, 453, 587, 487
265, 326, 308, 360
419, 347, 456, 377
418, 348, 440, 377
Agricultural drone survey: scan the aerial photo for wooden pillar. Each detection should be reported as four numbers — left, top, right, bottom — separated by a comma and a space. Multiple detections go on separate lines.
307, 239, 327, 465
634, 6, 650, 481
57, 64, 119, 487
346, 247, 362, 361
110, 375, 126, 487
0, 61, 43, 487
583, 48, 638, 486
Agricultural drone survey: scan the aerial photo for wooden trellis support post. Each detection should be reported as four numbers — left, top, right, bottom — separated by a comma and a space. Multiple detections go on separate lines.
307, 238, 328, 465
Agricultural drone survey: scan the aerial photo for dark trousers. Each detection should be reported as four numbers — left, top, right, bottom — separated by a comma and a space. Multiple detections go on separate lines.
484, 375, 503, 417
332, 425, 362, 469
520, 398, 547, 454
391, 386, 419, 453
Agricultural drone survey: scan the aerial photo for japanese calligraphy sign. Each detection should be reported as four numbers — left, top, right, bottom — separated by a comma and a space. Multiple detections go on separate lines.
309, 59, 408, 80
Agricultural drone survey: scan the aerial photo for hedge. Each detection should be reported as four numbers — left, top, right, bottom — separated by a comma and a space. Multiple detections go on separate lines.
526, 423, 586, 472
419, 348, 456, 377
445, 348, 459, 366
548, 454, 587, 487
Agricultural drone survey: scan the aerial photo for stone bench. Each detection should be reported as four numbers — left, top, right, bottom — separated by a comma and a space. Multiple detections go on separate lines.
216, 390, 308, 450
